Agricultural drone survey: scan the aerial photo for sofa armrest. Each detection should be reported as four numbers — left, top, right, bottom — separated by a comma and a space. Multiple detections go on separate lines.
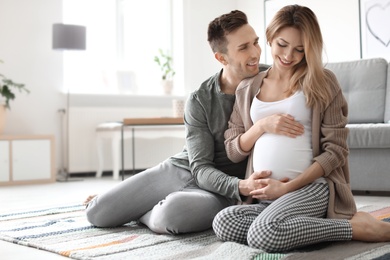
347, 123, 390, 148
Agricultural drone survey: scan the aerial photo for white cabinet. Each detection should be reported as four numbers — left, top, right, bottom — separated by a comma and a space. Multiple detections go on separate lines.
0, 135, 55, 186
0, 141, 9, 182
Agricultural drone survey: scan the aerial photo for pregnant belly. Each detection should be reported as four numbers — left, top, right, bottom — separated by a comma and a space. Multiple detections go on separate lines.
252, 134, 312, 181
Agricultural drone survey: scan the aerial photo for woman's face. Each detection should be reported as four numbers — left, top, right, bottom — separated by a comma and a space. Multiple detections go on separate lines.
270, 27, 305, 72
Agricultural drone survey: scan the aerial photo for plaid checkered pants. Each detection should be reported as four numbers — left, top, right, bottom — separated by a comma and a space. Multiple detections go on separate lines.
212, 183, 352, 252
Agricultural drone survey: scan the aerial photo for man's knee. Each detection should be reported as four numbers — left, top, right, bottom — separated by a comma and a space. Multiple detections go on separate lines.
146, 214, 180, 234
144, 192, 220, 234
85, 201, 119, 228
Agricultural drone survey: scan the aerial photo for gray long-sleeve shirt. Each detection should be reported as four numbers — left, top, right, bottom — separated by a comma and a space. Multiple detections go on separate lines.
169, 70, 247, 201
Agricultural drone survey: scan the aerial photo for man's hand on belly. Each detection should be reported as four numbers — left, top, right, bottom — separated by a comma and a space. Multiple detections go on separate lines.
238, 170, 272, 196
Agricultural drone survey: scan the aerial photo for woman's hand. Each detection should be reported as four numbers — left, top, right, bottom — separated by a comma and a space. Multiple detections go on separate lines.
249, 177, 290, 200
255, 113, 304, 138
239, 114, 304, 152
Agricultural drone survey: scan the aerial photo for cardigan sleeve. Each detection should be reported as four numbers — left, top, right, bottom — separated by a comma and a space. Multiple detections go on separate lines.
313, 70, 349, 177
224, 102, 251, 163
224, 72, 266, 164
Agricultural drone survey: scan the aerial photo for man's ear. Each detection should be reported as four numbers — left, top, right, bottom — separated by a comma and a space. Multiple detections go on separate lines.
215, 52, 227, 65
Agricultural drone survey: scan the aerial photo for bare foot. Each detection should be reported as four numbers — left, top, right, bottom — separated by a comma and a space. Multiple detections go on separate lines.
350, 211, 390, 242
83, 194, 97, 206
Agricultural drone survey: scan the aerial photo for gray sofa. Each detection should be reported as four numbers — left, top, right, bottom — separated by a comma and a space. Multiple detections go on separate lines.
325, 58, 390, 192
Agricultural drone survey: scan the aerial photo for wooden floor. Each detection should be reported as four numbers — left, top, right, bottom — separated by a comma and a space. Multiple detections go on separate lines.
0, 176, 389, 260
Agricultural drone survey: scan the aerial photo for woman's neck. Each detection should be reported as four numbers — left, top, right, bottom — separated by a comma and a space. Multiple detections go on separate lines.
267, 66, 292, 81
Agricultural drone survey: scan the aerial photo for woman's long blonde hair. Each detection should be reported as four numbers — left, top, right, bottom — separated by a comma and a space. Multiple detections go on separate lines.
266, 5, 332, 110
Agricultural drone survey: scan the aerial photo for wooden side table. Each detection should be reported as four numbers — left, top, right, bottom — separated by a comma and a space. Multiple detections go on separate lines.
120, 117, 185, 180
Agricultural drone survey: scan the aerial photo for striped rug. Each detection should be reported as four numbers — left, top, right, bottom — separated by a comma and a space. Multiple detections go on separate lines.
0, 204, 389, 259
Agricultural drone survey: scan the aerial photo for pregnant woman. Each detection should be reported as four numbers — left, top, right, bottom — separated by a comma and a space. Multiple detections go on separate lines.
212, 4, 390, 252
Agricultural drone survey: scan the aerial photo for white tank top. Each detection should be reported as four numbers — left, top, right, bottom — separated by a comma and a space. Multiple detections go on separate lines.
250, 90, 325, 183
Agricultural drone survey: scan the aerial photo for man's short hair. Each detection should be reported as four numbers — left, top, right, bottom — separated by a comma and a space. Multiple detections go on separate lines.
207, 10, 248, 54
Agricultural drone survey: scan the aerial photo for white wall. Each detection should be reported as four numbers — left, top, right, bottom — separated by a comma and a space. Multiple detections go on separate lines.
181, 0, 236, 94
259, 0, 361, 64
0, 0, 372, 174
0, 0, 64, 169
182, 0, 362, 94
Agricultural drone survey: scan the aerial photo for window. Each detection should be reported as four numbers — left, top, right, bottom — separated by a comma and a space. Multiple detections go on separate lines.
63, 0, 176, 96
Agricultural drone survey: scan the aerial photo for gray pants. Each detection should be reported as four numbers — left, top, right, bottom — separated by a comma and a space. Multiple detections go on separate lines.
86, 159, 235, 234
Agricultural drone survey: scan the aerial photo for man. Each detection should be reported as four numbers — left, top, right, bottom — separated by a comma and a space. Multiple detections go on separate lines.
85, 10, 266, 234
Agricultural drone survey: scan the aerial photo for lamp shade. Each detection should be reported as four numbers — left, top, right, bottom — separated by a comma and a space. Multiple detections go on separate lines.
52, 24, 86, 50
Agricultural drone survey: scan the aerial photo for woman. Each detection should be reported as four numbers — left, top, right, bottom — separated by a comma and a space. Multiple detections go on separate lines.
212, 4, 390, 252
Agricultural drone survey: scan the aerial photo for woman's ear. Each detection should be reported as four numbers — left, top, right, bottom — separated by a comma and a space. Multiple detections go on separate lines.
215, 52, 227, 65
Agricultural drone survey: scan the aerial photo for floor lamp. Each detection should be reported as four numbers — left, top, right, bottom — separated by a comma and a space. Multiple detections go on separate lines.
52, 23, 86, 182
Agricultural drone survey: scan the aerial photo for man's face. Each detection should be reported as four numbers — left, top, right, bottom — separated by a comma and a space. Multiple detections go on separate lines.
223, 24, 261, 80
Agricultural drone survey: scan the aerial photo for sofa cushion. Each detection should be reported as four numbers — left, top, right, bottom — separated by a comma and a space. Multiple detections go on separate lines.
347, 123, 390, 148
325, 58, 387, 124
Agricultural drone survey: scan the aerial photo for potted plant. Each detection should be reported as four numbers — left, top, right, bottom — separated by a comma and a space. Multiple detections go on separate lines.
0, 60, 29, 134
154, 49, 175, 94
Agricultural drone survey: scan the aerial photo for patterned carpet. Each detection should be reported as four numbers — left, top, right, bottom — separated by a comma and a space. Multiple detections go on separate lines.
0, 205, 389, 260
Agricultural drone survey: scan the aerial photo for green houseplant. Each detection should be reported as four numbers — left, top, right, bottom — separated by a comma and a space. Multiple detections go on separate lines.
0, 60, 29, 109
154, 49, 175, 80
0, 60, 29, 134
154, 49, 175, 94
